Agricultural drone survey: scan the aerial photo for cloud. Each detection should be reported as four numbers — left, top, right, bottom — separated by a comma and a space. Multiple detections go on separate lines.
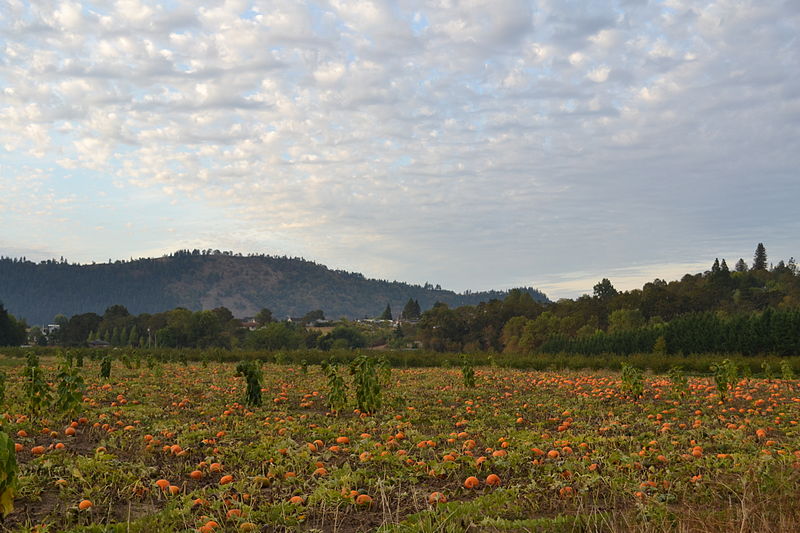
0, 0, 799, 298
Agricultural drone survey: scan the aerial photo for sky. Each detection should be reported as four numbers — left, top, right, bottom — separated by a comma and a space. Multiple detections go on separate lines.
1, 0, 799, 300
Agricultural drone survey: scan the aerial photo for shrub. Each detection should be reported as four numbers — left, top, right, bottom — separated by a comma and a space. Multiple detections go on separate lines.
350, 354, 382, 414
620, 363, 643, 398
461, 356, 476, 388
322, 361, 348, 414
0, 430, 18, 517
711, 359, 737, 401
100, 355, 112, 379
53, 355, 85, 416
23, 354, 51, 417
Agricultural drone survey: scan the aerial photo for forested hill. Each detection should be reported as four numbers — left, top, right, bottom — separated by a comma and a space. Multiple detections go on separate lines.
0, 251, 548, 325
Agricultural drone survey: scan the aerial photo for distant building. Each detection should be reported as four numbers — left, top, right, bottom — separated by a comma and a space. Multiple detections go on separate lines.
42, 324, 61, 336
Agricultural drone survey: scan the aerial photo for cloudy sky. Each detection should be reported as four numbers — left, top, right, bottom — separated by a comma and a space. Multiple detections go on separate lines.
1, 0, 798, 299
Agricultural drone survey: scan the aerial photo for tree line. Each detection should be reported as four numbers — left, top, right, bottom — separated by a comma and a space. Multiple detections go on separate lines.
5, 243, 800, 357
45, 305, 389, 351
417, 244, 800, 356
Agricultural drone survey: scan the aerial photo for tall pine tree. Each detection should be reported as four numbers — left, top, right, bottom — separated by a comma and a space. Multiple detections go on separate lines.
401, 298, 421, 320
752, 243, 767, 271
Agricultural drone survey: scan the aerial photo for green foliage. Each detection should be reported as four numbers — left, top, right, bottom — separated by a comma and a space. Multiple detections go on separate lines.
540, 308, 800, 357
593, 278, 618, 300
667, 365, 688, 398
23, 354, 51, 417
620, 362, 644, 398
409, 243, 800, 357
376, 356, 392, 387
761, 361, 775, 381
349, 354, 382, 414
322, 361, 347, 413
608, 308, 645, 334
127, 325, 138, 346
0, 430, 18, 517
711, 359, 738, 401
780, 359, 795, 381
246, 323, 303, 351
753, 242, 767, 271
0, 302, 26, 347
379, 303, 393, 320
317, 325, 366, 350
255, 308, 274, 325
653, 335, 667, 355
300, 309, 325, 324
53, 354, 85, 416
0, 372, 5, 409
100, 355, 112, 379
461, 356, 476, 388
667, 365, 689, 397
235, 361, 263, 407
401, 298, 421, 320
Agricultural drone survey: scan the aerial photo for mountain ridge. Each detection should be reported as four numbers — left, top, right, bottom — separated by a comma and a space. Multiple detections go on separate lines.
0, 250, 548, 325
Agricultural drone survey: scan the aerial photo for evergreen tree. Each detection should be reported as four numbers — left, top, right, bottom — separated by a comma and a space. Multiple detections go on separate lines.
711, 258, 720, 275
752, 243, 767, 271
379, 303, 392, 320
735, 258, 748, 272
720, 259, 730, 273
128, 325, 138, 346
401, 298, 421, 320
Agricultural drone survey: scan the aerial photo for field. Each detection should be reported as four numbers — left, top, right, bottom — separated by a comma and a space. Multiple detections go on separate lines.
2, 355, 800, 532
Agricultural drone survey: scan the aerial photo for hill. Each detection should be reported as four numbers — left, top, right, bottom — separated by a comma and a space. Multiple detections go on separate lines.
0, 250, 548, 325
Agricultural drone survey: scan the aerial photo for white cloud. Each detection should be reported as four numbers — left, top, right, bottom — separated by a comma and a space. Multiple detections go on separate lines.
568, 51, 586, 66
53, 1, 85, 31
587, 65, 610, 82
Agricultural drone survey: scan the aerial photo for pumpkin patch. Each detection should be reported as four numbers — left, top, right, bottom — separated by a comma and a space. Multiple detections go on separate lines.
0, 355, 799, 531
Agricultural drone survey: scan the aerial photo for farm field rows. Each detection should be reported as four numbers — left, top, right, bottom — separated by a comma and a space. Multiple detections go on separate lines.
2, 357, 800, 532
